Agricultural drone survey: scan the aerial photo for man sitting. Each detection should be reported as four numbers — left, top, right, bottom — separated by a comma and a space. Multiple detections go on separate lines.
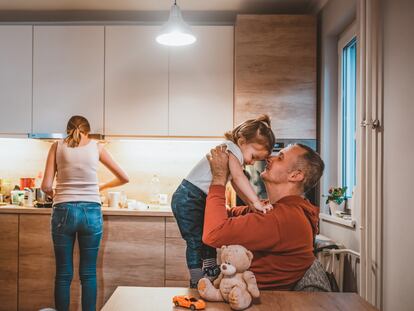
203, 143, 325, 290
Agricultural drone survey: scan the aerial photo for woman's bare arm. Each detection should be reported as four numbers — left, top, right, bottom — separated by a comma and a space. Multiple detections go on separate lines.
99, 147, 129, 192
41, 142, 58, 197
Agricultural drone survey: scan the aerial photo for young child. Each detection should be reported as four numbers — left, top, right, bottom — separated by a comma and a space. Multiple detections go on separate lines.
171, 115, 276, 288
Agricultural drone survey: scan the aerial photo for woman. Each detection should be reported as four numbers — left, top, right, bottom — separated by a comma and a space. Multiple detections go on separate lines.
41, 115, 129, 311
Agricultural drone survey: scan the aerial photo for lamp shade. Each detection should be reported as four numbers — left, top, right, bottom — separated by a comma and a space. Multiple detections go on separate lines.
156, 3, 196, 46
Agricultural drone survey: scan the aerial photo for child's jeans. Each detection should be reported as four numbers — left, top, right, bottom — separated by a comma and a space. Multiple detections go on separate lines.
171, 179, 216, 269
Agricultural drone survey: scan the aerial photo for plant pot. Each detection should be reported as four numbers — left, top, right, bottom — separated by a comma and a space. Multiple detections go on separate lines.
328, 201, 345, 216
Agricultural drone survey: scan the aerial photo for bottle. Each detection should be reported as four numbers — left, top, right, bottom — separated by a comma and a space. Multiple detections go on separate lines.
35, 171, 43, 189
149, 174, 160, 205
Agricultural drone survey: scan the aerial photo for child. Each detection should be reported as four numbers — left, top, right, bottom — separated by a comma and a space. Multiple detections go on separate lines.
171, 115, 276, 288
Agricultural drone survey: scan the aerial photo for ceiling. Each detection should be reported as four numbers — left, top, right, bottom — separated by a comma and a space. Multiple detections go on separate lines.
0, 0, 329, 23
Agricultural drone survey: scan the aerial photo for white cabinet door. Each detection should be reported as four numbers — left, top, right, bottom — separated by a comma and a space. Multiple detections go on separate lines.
0, 26, 32, 135
105, 26, 169, 136
33, 26, 104, 134
169, 26, 234, 137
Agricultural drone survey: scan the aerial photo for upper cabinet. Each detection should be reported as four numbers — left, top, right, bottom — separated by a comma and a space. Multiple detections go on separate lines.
235, 15, 317, 139
0, 26, 32, 135
169, 26, 234, 137
32, 26, 104, 134
105, 25, 233, 137
105, 26, 169, 136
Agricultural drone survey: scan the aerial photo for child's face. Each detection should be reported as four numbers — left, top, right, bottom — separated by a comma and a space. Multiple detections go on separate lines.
239, 142, 269, 165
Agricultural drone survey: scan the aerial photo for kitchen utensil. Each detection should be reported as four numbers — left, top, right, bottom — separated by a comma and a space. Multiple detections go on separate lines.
35, 188, 48, 203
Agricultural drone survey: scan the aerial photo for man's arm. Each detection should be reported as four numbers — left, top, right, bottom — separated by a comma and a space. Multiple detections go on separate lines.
204, 146, 280, 251
202, 185, 280, 251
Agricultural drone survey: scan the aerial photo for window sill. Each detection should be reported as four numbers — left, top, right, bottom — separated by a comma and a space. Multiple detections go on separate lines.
319, 213, 356, 228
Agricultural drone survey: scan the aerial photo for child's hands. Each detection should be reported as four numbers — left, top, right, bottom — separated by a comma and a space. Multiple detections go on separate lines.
251, 201, 273, 214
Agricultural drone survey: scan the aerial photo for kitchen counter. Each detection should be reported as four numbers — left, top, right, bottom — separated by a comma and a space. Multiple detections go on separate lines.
0, 204, 173, 216
0, 203, 187, 311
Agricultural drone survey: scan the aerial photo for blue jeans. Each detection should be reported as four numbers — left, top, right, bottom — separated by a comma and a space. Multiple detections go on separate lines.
51, 202, 103, 311
171, 179, 216, 269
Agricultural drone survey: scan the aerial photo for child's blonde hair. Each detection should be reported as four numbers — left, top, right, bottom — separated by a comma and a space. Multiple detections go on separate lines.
64, 115, 91, 148
224, 115, 276, 154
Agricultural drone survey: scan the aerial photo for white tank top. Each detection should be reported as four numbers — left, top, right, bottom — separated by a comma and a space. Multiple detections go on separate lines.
53, 140, 101, 204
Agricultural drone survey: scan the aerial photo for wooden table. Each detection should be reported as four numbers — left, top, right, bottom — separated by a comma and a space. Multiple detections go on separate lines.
101, 287, 378, 311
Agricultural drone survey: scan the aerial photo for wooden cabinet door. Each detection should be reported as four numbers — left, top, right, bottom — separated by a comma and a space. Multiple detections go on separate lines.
0, 214, 19, 311
169, 26, 234, 137
105, 26, 169, 136
97, 216, 165, 307
33, 26, 104, 134
235, 15, 317, 139
0, 26, 32, 135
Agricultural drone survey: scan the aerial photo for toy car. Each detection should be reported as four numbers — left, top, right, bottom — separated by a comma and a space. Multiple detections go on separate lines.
172, 295, 206, 310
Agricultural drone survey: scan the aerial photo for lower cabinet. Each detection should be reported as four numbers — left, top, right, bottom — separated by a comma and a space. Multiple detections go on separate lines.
165, 218, 190, 287
0, 214, 18, 311
0, 213, 188, 310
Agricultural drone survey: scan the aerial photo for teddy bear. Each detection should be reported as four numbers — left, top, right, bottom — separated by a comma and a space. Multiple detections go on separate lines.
197, 245, 260, 310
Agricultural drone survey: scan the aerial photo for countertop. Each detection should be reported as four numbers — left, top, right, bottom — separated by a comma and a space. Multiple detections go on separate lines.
0, 204, 173, 217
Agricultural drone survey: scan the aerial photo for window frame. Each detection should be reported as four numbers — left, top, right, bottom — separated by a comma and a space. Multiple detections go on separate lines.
338, 22, 358, 198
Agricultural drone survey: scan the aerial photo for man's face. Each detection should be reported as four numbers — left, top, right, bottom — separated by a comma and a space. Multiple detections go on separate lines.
261, 145, 305, 184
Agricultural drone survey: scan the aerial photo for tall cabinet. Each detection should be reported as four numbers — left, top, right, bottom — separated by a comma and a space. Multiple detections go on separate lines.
32, 26, 104, 134
0, 26, 32, 135
235, 15, 317, 139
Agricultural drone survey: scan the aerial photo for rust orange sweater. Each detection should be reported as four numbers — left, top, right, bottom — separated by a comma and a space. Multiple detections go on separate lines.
203, 185, 319, 290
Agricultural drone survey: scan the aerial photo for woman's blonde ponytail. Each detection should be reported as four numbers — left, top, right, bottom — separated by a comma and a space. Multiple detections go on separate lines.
64, 115, 91, 148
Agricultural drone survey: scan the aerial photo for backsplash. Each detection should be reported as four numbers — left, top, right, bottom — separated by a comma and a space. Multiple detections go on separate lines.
0, 138, 222, 203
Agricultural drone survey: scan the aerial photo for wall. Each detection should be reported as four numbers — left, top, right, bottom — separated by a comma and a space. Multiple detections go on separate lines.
382, 0, 414, 310
0, 138, 221, 204
318, 0, 359, 251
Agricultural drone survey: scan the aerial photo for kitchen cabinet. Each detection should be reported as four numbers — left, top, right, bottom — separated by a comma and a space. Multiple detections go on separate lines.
105, 25, 233, 137
0, 214, 18, 311
32, 26, 104, 134
105, 26, 169, 136
165, 218, 190, 286
169, 26, 234, 136
235, 15, 317, 139
0, 26, 32, 135
0, 207, 187, 310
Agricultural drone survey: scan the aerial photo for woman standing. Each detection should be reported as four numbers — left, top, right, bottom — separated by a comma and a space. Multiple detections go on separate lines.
41, 115, 129, 311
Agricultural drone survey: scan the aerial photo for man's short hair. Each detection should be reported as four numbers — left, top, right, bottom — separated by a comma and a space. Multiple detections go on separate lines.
294, 143, 325, 193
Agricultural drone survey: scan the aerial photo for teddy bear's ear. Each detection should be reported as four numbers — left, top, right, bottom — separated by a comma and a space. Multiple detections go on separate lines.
246, 250, 253, 262
221, 245, 227, 251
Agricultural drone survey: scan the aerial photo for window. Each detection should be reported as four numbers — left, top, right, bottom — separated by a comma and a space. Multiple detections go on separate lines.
339, 25, 357, 198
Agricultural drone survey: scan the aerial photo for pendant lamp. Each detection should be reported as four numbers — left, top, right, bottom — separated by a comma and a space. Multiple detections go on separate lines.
156, 0, 196, 46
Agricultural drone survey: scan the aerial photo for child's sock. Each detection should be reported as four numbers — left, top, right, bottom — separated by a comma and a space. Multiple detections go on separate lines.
189, 268, 204, 288
202, 258, 220, 281
202, 258, 217, 270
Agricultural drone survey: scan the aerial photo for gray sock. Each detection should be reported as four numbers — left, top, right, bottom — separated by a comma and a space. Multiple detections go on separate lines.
189, 268, 204, 284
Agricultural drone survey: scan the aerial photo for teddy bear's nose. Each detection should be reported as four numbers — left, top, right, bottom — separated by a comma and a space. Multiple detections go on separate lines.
221, 265, 227, 270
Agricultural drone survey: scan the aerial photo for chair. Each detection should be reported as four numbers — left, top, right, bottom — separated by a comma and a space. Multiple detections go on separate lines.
293, 258, 332, 292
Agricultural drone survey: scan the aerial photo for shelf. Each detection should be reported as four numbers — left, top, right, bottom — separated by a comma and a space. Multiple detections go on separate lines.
319, 213, 356, 228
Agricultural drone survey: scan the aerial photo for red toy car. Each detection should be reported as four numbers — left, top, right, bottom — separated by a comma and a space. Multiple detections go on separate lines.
172, 295, 206, 310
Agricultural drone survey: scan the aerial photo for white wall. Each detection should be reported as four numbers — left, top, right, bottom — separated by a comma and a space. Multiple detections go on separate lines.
319, 0, 359, 251
0, 138, 221, 204
382, 0, 414, 310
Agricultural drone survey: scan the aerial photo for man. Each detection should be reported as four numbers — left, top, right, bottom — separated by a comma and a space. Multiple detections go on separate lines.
202, 143, 325, 290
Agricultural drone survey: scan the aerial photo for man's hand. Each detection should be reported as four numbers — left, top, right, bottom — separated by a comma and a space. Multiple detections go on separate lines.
207, 145, 230, 186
